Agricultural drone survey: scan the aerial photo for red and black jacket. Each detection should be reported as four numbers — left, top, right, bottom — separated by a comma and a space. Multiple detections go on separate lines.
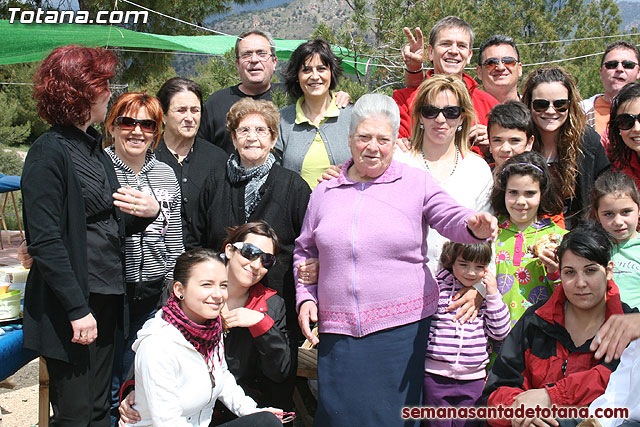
482, 279, 636, 427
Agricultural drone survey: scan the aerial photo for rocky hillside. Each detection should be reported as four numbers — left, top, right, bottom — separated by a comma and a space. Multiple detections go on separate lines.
209, 0, 353, 40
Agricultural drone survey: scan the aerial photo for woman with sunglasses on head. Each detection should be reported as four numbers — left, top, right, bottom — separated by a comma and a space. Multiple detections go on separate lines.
522, 66, 610, 229
22, 46, 160, 425
103, 92, 185, 422
276, 39, 352, 189
394, 75, 494, 316
606, 82, 640, 191
188, 98, 310, 412
121, 247, 284, 427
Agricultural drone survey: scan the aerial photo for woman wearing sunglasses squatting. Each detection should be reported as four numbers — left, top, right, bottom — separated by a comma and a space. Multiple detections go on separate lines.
393, 75, 494, 315
606, 82, 640, 190
522, 66, 610, 229
119, 221, 292, 426
188, 98, 311, 413
104, 92, 185, 423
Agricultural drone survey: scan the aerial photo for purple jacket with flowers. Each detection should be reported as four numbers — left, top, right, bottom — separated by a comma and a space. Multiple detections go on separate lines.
293, 159, 483, 337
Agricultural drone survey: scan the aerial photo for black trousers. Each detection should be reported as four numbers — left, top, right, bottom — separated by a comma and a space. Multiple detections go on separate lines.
46, 293, 119, 427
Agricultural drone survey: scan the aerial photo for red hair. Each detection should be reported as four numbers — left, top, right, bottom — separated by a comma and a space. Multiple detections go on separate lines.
104, 92, 163, 149
33, 45, 116, 127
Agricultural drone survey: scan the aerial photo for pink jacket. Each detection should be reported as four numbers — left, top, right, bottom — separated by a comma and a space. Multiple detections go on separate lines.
294, 159, 483, 337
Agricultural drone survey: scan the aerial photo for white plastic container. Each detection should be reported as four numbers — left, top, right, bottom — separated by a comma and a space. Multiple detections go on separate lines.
0, 290, 21, 320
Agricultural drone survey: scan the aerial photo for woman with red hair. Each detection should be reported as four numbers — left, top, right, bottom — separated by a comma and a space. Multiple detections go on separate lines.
21, 45, 160, 425
103, 92, 184, 421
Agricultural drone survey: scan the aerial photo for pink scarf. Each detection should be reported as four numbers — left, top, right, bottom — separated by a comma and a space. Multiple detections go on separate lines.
161, 293, 222, 364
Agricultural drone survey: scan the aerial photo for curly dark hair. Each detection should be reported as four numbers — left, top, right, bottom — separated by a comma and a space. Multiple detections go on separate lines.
490, 151, 563, 218
33, 45, 116, 127
281, 39, 342, 99
521, 66, 586, 199
607, 82, 640, 169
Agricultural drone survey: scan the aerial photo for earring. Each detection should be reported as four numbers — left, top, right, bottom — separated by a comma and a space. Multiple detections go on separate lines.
178, 294, 184, 300
419, 123, 424, 130
457, 125, 463, 132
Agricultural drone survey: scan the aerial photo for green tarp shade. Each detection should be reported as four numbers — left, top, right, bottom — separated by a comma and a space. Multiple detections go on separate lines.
0, 20, 370, 74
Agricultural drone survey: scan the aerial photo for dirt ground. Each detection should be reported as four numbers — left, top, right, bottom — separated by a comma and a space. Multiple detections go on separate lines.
0, 359, 41, 427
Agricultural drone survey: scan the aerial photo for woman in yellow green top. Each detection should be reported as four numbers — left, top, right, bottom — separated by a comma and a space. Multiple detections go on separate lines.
276, 39, 352, 189
490, 152, 568, 328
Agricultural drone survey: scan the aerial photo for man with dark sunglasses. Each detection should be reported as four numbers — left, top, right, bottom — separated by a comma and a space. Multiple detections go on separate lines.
580, 40, 640, 144
393, 16, 498, 160
476, 35, 522, 104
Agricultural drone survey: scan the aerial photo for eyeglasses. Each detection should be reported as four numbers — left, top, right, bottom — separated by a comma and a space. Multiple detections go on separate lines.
115, 116, 157, 133
420, 105, 463, 119
235, 126, 271, 138
232, 242, 276, 269
238, 50, 273, 62
481, 56, 518, 69
616, 113, 640, 130
603, 60, 638, 70
531, 99, 570, 113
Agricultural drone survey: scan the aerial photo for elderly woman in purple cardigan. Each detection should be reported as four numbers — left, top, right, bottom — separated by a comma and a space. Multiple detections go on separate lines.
293, 93, 498, 427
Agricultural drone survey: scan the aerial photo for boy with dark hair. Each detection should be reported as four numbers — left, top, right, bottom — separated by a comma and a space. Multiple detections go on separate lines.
487, 100, 534, 168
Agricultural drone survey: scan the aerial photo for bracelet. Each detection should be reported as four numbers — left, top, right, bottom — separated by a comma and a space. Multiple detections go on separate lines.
404, 64, 424, 74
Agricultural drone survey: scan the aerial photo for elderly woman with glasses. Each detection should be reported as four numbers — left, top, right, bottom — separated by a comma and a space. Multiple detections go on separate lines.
189, 98, 311, 412
522, 66, 610, 229
294, 93, 497, 426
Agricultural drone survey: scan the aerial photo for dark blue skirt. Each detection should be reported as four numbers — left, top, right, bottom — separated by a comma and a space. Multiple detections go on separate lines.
314, 318, 430, 427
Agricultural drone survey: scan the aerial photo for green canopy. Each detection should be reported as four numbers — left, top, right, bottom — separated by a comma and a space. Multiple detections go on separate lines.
0, 20, 370, 74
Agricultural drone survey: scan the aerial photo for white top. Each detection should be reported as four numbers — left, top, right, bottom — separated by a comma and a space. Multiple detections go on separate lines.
126, 312, 259, 427
589, 339, 640, 427
393, 148, 494, 274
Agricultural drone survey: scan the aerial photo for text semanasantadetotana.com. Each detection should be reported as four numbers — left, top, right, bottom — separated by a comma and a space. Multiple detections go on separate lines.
7, 8, 148, 25
401, 405, 630, 420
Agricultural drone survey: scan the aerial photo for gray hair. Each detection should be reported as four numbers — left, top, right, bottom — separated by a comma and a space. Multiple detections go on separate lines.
350, 94, 400, 137
429, 16, 474, 49
235, 30, 277, 58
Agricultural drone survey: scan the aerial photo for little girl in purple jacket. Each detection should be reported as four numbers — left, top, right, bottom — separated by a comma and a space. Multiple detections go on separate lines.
424, 241, 511, 427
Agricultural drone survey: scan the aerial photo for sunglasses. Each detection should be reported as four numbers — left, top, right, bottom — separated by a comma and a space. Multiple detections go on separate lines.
232, 242, 276, 269
482, 56, 518, 69
420, 105, 463, 120
603, 60, 638, 70
531, 99, 570, 113
616, 113, 640, 130
115, 116, 157, 133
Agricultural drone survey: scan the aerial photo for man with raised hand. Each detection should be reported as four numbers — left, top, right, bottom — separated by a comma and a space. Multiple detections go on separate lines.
395, 16, 498, 158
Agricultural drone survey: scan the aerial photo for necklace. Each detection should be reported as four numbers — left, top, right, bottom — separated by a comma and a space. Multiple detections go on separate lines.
421, 146, 460, 177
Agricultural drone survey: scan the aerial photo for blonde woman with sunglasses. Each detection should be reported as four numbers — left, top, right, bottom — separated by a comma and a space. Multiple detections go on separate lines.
522, 66, 610, 229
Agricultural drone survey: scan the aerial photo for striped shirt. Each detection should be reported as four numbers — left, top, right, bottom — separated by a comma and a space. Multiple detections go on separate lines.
425, 268, 511, 380
106, 147, 184, 282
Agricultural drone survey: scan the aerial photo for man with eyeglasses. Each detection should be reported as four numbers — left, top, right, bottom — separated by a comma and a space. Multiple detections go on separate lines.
476, 35, 522, 104
198, 30, 282, 155
395, 16, 498, 159
580, 41, 640, 144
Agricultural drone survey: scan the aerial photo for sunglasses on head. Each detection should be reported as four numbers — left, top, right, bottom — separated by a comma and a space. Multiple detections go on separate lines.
616, 113, 640, 131
115, 116, 157, 133
531, 99, 570, 113
481, 56, 518, 69
603, 60, 638, 70
420, 105, 463, 120
232, 242, 276, 269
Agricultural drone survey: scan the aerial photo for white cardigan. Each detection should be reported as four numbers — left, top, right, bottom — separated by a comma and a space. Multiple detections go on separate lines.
126, 312, 259, 427
393, 148, 494, 274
